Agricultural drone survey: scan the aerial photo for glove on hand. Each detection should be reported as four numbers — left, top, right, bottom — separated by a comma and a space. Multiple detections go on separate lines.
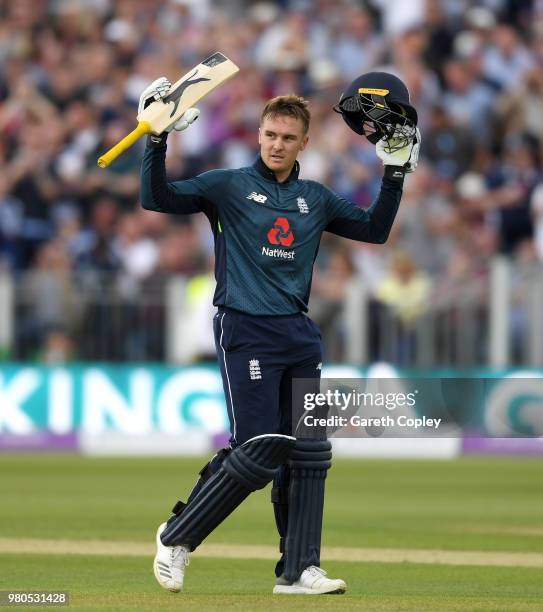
138, 77, 200, 133
376, 125, 421, 173
138, 76, 171, 115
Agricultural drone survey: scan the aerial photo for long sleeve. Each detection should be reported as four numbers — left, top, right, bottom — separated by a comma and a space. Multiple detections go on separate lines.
140, 139, 227, 216
324, 169, 404, 244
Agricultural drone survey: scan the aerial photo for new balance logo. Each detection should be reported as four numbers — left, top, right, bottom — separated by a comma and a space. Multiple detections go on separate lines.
249, 359, 262, 380
297, 197, 309, 214
247, 192, 267, 203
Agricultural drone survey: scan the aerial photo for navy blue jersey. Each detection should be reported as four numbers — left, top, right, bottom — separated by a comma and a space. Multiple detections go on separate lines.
141, 140, 404, 315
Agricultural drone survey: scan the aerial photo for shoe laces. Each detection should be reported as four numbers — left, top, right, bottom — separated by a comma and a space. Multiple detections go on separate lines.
170, 546, 190, 567
307, 566, 326, 577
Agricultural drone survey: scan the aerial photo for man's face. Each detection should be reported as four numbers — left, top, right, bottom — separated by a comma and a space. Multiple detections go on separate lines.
259, 114, 308, 179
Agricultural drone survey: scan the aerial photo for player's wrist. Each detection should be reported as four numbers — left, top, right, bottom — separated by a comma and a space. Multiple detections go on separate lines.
383, 165, 405, 182
147, 132, 168, 148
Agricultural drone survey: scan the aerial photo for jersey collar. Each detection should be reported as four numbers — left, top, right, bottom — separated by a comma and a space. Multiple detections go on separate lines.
252, 156, 300, 183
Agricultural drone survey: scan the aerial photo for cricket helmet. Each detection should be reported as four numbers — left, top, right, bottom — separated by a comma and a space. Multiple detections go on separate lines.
334, 71, 417, 151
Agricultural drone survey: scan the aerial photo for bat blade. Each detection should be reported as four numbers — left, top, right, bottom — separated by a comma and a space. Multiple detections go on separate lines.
138, 52, 239, 135
97, 52, 239, 168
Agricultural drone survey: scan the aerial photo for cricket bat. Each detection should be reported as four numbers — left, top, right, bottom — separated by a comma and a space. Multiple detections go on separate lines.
97, 52, 239, 168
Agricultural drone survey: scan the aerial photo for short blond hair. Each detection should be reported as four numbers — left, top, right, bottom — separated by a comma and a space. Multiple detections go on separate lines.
261, 95, 311, 134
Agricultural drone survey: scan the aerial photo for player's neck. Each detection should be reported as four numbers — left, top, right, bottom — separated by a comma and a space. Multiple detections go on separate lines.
273, 165, 294, 183
254, 156, 299, 183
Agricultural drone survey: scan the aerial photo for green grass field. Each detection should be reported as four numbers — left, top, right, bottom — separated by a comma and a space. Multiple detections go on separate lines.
1, 455, 543, 610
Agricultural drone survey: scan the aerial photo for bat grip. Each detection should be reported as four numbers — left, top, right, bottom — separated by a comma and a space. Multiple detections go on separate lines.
97, 121, 152, 168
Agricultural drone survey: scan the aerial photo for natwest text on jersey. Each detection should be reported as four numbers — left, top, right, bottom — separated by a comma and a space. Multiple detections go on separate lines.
262, 246, 295, 259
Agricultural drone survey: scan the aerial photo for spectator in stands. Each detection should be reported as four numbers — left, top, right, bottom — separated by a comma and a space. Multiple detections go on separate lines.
374, 251, 432, 363
17, 239, 80, 359
485, 135, 540, 255
375, 251, 432, 327
423, 105, 476, 179
481, 23, 534, 92
311, 247, 357, 361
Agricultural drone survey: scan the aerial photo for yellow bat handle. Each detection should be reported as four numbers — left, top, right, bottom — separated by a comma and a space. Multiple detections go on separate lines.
97, 121, 152, 168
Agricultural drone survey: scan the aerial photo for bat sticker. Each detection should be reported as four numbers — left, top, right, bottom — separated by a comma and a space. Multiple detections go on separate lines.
163, 70, 211, 118
202, 52, 227, 67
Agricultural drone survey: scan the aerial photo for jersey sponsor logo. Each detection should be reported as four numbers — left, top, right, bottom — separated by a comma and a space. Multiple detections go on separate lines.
247, 191, 268, 203
297, 197, 309, 214
249, 359, 262, 380
267, 217, 294, 247
262, 246, 295, 259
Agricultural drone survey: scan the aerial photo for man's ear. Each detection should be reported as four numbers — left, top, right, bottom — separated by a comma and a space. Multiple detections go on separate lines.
300, 134, 309, 151
258, 127, 262, 145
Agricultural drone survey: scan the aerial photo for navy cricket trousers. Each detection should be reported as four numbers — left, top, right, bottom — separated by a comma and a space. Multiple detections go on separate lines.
213, 307, 323, 445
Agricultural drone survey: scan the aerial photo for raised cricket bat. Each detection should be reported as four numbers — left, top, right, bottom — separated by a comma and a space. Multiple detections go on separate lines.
97, 52, 239, 168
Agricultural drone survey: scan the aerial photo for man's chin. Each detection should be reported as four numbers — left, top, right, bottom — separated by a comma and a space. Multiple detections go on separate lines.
266, 157, 288, 170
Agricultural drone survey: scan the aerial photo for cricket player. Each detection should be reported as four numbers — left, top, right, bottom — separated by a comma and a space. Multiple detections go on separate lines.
139, 72, 419, 595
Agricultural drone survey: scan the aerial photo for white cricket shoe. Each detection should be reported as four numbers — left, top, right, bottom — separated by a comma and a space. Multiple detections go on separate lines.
153, 522, 190, 592
273, 566, 347, 595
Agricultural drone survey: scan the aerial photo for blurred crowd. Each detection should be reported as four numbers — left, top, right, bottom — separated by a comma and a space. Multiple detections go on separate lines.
0, 0, 542, 362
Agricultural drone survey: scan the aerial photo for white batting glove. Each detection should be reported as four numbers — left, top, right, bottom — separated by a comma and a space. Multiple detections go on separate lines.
138, 77, 200, 134
137, 76, 172, 116
376, 125, 421, 173
167, 107, 200, 132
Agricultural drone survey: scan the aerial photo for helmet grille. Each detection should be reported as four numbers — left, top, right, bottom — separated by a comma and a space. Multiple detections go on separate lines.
335, 91, 416, 151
